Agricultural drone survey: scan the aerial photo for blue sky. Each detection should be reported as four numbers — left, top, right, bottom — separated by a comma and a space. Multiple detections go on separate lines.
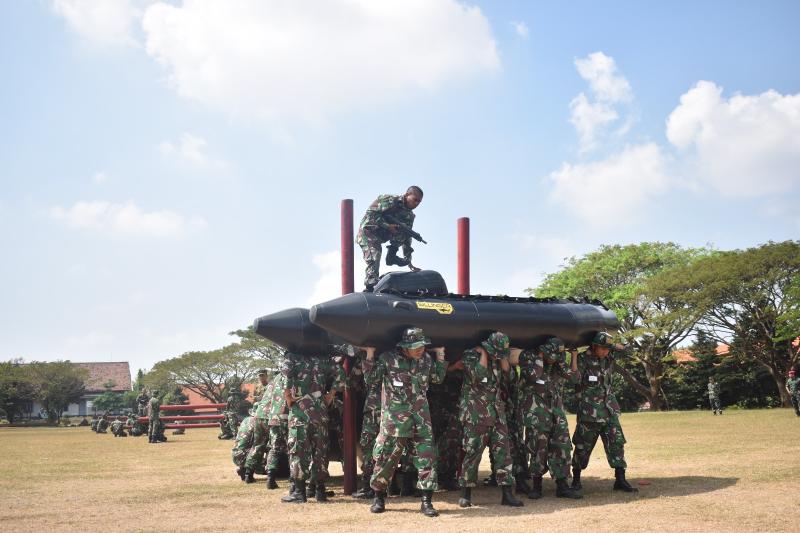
1, 1, 798, 373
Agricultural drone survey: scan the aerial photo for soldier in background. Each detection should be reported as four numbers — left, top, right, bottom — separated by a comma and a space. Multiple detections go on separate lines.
148, 390, 166, 444
110, 417, 127, 437
127, 412, 144, 436
362, 327, 446, 518
232, 409, 257, 481
136, 389, 150, 417
280, 351, 346, 503
266, 361, 290, 491
244, 370, 272, 483
90, 416, 99, 432
96, 412, 109, 434
708, 377, 722, 415
786, 370, 799, 417
428, 366, 462, 491
457, 332, 523, 508
517, 338, 581, 499
356, 186, 423, 292
571, 332, 637, 493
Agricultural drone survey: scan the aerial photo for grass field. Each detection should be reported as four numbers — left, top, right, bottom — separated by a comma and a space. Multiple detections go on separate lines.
1, 409, 799, 532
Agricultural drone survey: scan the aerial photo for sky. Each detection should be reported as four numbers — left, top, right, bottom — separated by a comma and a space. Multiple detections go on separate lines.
1, 0, 798, 374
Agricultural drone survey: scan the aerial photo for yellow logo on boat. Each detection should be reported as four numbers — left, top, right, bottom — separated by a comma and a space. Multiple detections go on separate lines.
415, 301, 454, 315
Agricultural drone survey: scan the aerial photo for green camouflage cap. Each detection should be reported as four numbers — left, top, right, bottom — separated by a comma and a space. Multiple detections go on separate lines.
481, 332, 510, 358
541, 337, 565, 355
398, 327, 430, 349
592, 331, 614, 348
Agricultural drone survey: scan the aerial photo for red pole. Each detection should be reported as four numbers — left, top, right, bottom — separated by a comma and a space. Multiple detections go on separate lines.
457, 217, 470, 295
159, 403, 225, 411
341, 199, 357, 495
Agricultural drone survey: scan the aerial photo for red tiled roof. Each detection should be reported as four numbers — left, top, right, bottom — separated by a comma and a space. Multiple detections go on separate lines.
673, 344, 729, 364
73, 362, 132, 392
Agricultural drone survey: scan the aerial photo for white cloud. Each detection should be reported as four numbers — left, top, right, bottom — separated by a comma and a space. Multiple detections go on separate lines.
305, 250, 365, 307
50, 201, 206, 237
666, 81, 800, 197
141, 0, 499, 120
511, 21, 529, 38
569, 93, 619, 153
53, 0, 144, 48
575, 51, 632, 103
159, 132, 229, 172
547, 143, 670, 225
92, 171, 109, 184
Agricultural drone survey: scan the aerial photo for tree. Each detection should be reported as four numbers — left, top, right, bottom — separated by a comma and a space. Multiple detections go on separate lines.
662, 331, 721, 410
531, 242, 708, 410
228, 326, 283, 371
657, 241, 800, 406
92, 380, 125, 414
27, 361, 87, 422
0, 360, 37, 423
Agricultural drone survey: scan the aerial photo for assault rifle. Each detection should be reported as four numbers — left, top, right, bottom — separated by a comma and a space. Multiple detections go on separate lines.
383, 214, 427, 244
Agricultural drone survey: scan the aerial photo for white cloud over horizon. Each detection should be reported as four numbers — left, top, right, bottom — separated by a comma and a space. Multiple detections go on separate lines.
49, 201, 207, 237
511, 21, 529, 38
53, 0, 144, 48
306, 250, 365, 307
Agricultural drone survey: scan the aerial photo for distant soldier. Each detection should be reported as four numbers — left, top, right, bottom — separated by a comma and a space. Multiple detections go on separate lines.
356, 186, 423, 292
243, 370, 272, 483
457, 332, 523, 508
517, 338, 581, 499
96, 413, 109, 434
571, 333, 637, 493
362, 327, 446, 518
232, 411, 257, 481
708, 377, 722, 415
280, 351, 346, 503
110, 418, 127, 437
127, 413, 144, 437
90, 417, 99, 432
786, 370, 800, 417
266, 363, 290, 490
148, 391, 165, 444
136, 389, 150, 417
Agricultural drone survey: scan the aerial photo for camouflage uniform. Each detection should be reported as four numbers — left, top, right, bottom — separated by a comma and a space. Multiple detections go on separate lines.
506, 367, 529, 487
110, 419, 127, 437
458, 337, 515, 488
283, 353, 346, 484
267, 373, 289, 473
518, 341, 578, 481
127, 413, 144, 436
147, 396, 163, 443
708, 380, 722, 414
96, 416, 109, 433
90, 417, 99, 432
572, 343, 628, 470
364, 341, 445, 493
356, 194, 415, 289
219, 392, 242, 439
245, 380, 274, 472
136, 391, 150, 417
786, 374, 799, 416
428, 369, 462, 489
232, 415, 256, 469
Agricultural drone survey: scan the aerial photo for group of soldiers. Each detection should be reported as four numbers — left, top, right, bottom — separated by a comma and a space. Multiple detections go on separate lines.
229, 328, 638, 518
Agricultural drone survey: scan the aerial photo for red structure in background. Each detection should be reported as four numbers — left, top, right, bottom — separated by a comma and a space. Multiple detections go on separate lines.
133, 403, 226, 430
457, 217, 470, 295
341, 199, 357, 495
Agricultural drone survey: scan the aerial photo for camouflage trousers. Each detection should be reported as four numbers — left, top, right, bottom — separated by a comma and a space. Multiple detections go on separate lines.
508, 399, 528, 479
371, 426, 438, 492
571, 415, 627, 470
218, 413, 235, 439
130, 423, 145, 437
267, 423, 288, 471
147, 418, 162, 440
710, 397, 722, 412
356, 229, 407, 288
232, 435, 251, 468
359, 408, 381, 477
791, 395, 800, 416
288, 422, 329, 483
245, 417, 269, 470
433, 413, 461, 480
525, 407, 572, 480
460, 419, 515, 488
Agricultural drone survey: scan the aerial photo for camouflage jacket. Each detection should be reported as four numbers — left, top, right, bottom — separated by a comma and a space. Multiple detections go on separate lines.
358, 194, 415, 247
234, 415, 255, 449
253, 379, 274, 420
518, 349, 578, 417
459, 348, 513, 427
282, 353, 346, 427
354, 357, 383, 414
363, 347, 445, 437
267, 373, 289, 426
110, 419, 124, 433
147, 397, 161, 420
708, 381, 721, 399
575, 348, 625, 423
785, 377, 799, 396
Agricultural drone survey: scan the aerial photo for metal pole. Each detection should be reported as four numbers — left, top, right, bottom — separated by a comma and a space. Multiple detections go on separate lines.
457, 217, 470, 295
341, 199, 357, 495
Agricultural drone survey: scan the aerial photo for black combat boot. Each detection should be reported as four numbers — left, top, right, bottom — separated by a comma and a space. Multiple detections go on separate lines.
266, 470, 278, 489
420, 490, 439, 517
281, 480, 307, 503
501, 485, 524, 507
400, 471, 416, 496
315, 482, 328, 502
571, 466, 582, 491
528, 476, 543, 499
613, 468, 638, 492
236, 467, 246, 481
388, 473, 401, 496
244, 468, 255, 484
516, 475, 531, 495
354, 472, 374, 499
307, 482, 316, 496
370, 491, 386, 513
385, 246, 410, 267
482, 472, 498, 487
556, 478, 583, 499
458, 487, 472, 508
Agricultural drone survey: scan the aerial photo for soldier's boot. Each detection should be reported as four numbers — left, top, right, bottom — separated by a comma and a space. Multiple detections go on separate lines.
315, 482, 328, 502
307, 482, 316, 497
420, 491, 439, 518
281, 480, 307, 503
556, 478, 583, 499
388, 473, 401, 496
571, 466, 582, 491
482, 472, 498, 487
385, 246, 410, 267
266, 470, 278, 489
244, 468, 255, 484
516, 475, 531, 495
236, 467, 246, 481
354, 472, 375, 499
458, 487, 472, 508
613, 468, 638, 492
501, 485, 524, 507
370, 491, 386, 514
528, 476, 543, 500
400, 471, 416, 496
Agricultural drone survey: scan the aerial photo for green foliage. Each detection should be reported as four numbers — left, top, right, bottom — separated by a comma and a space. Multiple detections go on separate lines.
0, 360, 37, 423
26, 361, 88, 422
92, 391, 126, 413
